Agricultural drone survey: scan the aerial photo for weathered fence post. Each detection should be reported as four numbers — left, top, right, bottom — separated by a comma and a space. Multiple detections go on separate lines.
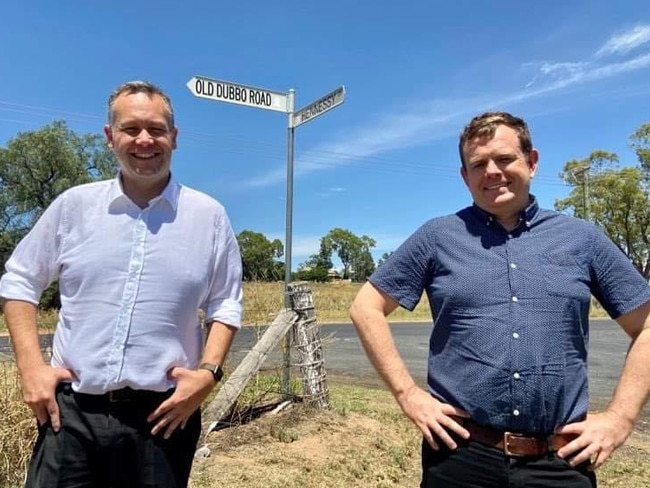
288, 282, 330, 408
196, 282, 330, 456
200, 308, 298, 439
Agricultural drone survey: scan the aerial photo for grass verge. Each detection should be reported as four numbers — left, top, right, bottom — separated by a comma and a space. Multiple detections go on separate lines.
0, 281, 607, 333
0, 362, 36, 488
190, 379, 650, 487
1, 365, 648, 488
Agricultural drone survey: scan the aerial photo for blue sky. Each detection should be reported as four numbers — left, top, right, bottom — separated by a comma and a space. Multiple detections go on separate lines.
1, 1, 650, 269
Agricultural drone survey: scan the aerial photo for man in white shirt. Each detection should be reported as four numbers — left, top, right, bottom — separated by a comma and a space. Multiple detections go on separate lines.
0, 80, 243, 487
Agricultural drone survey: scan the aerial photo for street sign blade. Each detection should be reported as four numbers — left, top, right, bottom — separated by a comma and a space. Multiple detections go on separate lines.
187, 76, 289, 113
291, 86, 345, 128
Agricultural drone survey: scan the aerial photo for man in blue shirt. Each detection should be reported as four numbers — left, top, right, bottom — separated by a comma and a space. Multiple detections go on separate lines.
350, 112, 650, 487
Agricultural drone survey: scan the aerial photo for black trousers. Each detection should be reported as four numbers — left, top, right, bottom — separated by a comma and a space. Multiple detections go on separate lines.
421, 437, 597, 488
25, 384, 201, 488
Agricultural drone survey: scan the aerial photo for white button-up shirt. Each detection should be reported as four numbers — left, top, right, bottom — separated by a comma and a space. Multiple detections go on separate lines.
0, 176, 243, 394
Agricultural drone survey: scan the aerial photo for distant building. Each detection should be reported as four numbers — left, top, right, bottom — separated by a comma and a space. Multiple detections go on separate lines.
328, 268, 342, 281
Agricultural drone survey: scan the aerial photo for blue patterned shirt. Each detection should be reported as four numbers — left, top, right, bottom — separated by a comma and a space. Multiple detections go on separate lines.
370, 197, 650, 433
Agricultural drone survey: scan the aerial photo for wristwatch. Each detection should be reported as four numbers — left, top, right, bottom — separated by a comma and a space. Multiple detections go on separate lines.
198, 362, 224, 382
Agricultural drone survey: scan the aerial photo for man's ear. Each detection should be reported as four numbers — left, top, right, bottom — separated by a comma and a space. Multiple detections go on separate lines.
171, 127, 178, 150
460, 165, 469, 187
104, 125, 114, 149
528, 148, 539, 177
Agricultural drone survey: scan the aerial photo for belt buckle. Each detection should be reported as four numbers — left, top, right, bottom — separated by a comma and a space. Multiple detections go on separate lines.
503, 431, 525, 457
108, 389, 132, 403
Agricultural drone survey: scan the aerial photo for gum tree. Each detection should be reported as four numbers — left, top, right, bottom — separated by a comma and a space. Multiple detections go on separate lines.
555, 124, 650, 279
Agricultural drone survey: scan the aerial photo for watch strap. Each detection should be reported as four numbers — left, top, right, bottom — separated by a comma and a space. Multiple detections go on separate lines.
198, 362, 223, 382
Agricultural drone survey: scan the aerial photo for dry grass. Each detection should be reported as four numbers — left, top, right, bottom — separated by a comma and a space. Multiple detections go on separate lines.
0, 281, 606, 332
189, 380, 650, 488
0, 363, 36, 488
0, 282, 400, 332
190, 382, 422, 488
0, 366, 648, 488
243, 281, 432, 326
0, 309, 57, 334
241, 281, 608, 324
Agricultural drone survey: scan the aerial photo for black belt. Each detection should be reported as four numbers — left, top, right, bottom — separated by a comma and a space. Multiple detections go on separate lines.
60, 383, 174, 404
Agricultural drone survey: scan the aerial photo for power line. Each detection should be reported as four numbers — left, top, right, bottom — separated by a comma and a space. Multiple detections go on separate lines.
0, 100, 568, 187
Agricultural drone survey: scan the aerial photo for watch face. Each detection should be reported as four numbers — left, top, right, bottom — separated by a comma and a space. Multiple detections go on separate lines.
213, 365, 223, 382
200, 363, 223, 382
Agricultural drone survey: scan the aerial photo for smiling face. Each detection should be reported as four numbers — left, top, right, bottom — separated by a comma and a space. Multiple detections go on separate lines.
460, 124, 538, 230
104, 92, 177, 201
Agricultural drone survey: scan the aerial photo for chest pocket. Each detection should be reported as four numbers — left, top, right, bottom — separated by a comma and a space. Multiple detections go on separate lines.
541, 252, 590, 300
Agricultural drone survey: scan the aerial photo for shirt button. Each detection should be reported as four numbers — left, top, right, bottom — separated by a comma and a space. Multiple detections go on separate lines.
512, 332, 520, 339
513, 372, 521, 380
508, 234, 513, 239
513, 409, 520, 416
511, 296, 518, 302
510, 263, 517, 269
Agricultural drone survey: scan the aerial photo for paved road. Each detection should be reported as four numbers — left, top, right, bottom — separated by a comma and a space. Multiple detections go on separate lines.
2, 318, 648, 424
228, 318, 649, 423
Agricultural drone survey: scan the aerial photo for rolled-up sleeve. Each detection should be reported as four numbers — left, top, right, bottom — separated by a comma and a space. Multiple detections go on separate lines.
203, 211, 243, 328
0, 195, 65, 304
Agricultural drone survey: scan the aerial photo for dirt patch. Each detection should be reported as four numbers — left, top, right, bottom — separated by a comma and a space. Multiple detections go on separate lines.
189, 387, 650, 488
190, 401, 421, 488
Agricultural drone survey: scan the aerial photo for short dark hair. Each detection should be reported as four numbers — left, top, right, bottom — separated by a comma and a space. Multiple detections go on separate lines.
458, 112, 533, 167
107, 80, 175, 128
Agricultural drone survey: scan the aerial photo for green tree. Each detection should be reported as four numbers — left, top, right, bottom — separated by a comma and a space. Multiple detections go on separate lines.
293, 264, 330, 283
630, 122, 650, 171
376, 251, 393, 268
350, 235, 376, 282
0, 121, 118, 308
555, 133, 650, 279
321, 228, 376, 282
294, 240, 334, 282
236, 230, 284, 281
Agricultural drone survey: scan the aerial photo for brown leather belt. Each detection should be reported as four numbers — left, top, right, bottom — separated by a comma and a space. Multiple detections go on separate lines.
462, 419, 577, 457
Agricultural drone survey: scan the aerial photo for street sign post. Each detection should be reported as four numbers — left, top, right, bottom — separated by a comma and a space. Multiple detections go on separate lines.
186, 76, 288, 113
291, 86, 345, 128
187, 76, 345, 395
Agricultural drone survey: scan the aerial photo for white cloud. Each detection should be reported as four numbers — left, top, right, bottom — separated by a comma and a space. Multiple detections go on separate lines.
540, 61, 589, 77
522, 52, 650, 94
243, 26, 650, 189
596, 25, 650, 57
246, 166, 286, 187
244, 104, 470, 188
315, 187, 347, 198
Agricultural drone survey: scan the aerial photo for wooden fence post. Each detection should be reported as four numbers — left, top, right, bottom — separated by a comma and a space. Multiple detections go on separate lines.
288, 282, 330, 409
200, 308, 298, 439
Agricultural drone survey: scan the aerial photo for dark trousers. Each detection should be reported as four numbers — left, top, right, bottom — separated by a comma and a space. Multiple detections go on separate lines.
25, 384, 201, 488
421, 437, 597, 488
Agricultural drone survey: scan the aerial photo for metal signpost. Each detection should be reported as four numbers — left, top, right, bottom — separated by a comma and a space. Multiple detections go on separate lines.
187, 75, 346, 393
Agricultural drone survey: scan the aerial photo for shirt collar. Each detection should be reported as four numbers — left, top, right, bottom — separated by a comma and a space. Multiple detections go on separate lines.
471, 195, 540, 229
107, 172, 181, 212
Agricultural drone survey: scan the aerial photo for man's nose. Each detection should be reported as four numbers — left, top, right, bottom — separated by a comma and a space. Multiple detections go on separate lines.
135, 129, 154, 144
485, 159, 501, 174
